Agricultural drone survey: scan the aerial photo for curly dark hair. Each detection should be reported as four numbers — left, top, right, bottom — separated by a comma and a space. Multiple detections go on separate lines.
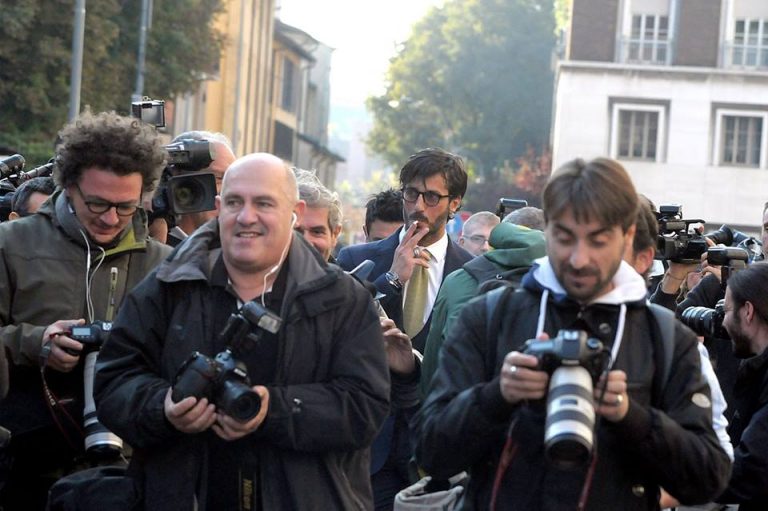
54, 110, 167, 193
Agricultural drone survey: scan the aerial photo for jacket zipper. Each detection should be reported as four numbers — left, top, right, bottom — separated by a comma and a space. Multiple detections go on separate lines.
105, 267, 118, 322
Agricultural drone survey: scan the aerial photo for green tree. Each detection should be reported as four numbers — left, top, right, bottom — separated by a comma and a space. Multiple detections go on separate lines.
367, 0, 556, 177
0, 0, 225, 165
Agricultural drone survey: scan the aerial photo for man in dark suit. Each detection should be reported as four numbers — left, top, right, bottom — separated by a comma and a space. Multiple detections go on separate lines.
337, 147, 472, 510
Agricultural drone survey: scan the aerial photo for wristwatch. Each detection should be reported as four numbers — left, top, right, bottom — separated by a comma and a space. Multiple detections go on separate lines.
384, 270, 403, 291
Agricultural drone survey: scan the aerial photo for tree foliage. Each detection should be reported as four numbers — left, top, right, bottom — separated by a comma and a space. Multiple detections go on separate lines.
0, 0, 225, 165
367, 0, 556, 177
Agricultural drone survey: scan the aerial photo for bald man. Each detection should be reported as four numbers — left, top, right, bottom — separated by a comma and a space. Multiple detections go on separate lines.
95, 152, 390, 510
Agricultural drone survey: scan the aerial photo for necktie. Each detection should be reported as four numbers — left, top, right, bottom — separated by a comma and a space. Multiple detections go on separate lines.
403, 250, 429, 337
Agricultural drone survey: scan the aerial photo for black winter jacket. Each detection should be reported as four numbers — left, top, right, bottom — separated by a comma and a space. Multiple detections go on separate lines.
716, 347, 768, 510
94, 221, 391, 510
416, 258, 731, 511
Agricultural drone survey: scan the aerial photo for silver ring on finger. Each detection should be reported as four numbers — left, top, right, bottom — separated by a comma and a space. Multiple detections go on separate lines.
413, 247, 421, 258
616, 394, 624, 405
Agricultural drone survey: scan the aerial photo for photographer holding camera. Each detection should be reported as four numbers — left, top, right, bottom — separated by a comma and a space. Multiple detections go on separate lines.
416, 158, 731, 510
0, 110, 171, 510
710, 261, 768, 510
93, 153, 390, 510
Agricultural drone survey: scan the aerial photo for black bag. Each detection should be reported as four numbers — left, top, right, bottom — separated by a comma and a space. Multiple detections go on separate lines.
46, 465, 142, 511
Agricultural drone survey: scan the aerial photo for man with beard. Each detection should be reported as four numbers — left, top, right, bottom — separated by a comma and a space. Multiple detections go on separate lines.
714, 262, 768, 510
416, 157, 731, 510
337, 147, 472, 510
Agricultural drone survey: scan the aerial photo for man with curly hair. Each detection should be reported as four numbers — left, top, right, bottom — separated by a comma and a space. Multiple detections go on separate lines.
0, 110, 172, 510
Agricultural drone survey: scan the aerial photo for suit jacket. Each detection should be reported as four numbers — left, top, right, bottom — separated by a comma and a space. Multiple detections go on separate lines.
337, 228, 472, 353
337, 228, 472, 476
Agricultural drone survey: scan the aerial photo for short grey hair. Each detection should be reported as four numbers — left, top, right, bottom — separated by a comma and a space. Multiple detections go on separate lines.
462, 211, 499, 236
503, 206, 545, 231
172, 130, 234, 152
293, 168, 342, 230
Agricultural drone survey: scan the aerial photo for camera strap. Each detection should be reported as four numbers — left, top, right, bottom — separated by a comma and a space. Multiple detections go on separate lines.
648, 304, 676, 407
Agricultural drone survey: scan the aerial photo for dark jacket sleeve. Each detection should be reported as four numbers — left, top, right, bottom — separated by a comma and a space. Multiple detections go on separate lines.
648, 283, 679, 312
608, 322, 732, 504
94, 273, 181, 449
256, 278, 391, 453
717, 403, 768, 504
415, 296, 515, 478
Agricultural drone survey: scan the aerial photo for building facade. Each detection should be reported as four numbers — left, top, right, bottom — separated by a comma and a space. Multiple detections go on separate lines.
553, 0, 768, 230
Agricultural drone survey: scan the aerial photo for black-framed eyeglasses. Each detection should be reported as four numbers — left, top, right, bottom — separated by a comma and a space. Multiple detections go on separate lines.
401, 187, 451, 207
74, 183, 141, 217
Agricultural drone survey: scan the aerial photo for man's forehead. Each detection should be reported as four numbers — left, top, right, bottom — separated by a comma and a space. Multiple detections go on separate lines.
404, 174, 448, 191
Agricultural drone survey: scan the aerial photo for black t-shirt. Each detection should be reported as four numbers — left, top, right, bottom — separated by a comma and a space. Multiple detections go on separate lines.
205, 255, 289, 510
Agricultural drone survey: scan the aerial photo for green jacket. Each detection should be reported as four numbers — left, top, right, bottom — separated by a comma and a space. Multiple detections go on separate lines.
419, 223, 545, 398
0, 189, 171, 366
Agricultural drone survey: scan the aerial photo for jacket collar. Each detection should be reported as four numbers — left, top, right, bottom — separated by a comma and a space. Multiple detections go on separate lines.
156, 219, 337, 298
523, 256, 648, 306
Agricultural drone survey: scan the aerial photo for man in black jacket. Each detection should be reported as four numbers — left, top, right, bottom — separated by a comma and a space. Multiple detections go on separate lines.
715, 262, 768, 510
94, 153, 390, 510
416, 157, 731, 510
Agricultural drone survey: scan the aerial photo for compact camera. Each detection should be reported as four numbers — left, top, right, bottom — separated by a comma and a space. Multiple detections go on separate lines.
523, 330, 609, 468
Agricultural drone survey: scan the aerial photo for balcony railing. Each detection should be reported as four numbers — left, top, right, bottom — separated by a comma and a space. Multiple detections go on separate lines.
723, 42, 768, 70
618, 37, 671, 66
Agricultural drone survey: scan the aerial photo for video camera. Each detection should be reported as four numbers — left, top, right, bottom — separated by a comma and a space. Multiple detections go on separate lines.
523, 330, 610, 468
151, 139, 218, 219
496, 198, 528, 221
129, 98, 218, 220
172, 301, 282, 421
655, 204, 708, 263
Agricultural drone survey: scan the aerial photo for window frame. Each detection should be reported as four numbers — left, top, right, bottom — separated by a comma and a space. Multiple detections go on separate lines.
713, 108, 768, 169
610, 102, 667, 163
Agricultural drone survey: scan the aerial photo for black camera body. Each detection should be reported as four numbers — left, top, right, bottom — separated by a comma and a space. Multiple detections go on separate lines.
69, 321, 112, 353
151, 139, 217, 219
172, 350, 260, 421
707, 246, 749, 289
523, 330, 608, 469
655, 204, 707, 264
681, 299, 728, 340
523, 329, 607, 379
171, 301, 282, 422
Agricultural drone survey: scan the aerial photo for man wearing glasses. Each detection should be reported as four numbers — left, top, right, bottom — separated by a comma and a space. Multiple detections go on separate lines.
337, 147, 472, 510
0, 110, 170, 510
459, 211, 500, 257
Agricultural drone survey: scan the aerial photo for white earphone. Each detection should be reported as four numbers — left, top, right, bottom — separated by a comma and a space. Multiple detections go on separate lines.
291, 212, 298, 227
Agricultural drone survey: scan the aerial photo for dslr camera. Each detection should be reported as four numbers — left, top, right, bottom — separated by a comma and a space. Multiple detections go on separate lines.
681, 299, 728, 340
523, 330, 609, 468
172, 301, 282, 421
655, 204, 707, 264
67, 321, 124, 460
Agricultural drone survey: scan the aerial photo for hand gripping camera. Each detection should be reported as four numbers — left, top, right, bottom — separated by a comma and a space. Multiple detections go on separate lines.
171, 302, 282, 422
68, 321, 124, 460
523, 330, 609, 469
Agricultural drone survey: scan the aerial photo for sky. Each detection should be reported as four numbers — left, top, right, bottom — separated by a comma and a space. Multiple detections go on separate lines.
277, 0, 444, 110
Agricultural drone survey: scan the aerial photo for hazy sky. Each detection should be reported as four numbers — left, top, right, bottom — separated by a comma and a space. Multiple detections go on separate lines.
278, 0, 444, 109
